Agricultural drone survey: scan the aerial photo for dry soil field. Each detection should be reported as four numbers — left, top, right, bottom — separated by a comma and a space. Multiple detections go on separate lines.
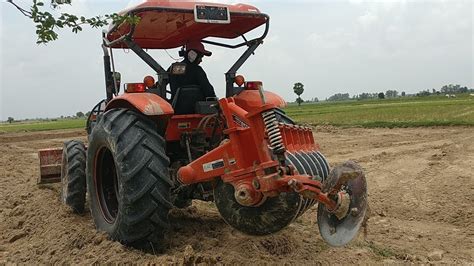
0, 127, 473, 264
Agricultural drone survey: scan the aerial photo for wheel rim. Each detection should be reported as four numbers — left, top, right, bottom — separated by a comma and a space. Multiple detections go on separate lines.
95, 146, 119, 224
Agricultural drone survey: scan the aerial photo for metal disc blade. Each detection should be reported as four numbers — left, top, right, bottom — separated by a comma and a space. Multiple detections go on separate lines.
286, 152, 305, 174
308, 151, 327, 181
214, 181, 302, 236
298, 152, 318, 178
287, 151, 317, 215
317, 162, 368, 247
293, 152, 313, 177
313, 151, 330, 179
317, 152, 331, 177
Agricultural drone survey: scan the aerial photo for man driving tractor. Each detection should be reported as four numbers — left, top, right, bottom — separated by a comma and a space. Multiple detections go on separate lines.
168, 41, 217, 102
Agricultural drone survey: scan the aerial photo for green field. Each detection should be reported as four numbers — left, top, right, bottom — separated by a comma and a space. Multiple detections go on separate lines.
285, 95, 474, 128
0, 119, 86, 133
1, 95, 473, 133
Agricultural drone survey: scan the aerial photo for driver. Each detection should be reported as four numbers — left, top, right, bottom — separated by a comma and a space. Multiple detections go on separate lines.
168, 41, 217, 101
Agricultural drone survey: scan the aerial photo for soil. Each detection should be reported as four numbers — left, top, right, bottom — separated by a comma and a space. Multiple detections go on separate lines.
1, 127, 473, 264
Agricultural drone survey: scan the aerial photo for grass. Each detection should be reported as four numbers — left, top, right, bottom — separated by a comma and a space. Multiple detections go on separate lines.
0, 119, 86, 133
366, 242, 398, 258
1, 94, 472, 133
285, 94, 474, 128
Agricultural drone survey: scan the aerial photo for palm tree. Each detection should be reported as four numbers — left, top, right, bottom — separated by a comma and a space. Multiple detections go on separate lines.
293, 82, 304, 106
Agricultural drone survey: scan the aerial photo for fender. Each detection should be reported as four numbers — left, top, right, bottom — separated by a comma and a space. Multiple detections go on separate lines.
233, 90, 287, 112
105, 92, 174, 117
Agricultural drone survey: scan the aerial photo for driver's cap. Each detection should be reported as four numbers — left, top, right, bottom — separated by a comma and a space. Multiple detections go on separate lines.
186, 41, 212, 56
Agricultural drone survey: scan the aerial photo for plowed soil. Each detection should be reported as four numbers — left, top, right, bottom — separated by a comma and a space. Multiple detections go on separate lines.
1, 127, 473, 264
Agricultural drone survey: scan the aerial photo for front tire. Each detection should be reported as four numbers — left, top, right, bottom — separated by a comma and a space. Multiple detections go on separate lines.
61, 140, 87, 214
86, 109, 173, 250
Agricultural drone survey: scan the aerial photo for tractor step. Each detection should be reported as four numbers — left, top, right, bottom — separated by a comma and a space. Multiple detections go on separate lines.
38, 148, 63, 184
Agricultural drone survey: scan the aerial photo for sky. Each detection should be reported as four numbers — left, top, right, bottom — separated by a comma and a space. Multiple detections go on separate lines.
0, 0, 473, 120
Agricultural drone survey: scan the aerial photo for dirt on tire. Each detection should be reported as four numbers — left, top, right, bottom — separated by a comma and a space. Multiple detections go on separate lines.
0, 127, 473, 264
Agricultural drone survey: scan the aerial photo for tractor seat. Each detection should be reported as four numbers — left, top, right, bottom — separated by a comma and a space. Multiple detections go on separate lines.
172, 86, 218, 115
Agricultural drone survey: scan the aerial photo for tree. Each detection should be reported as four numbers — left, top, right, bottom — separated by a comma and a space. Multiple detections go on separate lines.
328, 93, 350, 101
378, 92, 385, 99
293, 82, 305, 106
296, 97, 304, 105
357, 93, 370, 100
355, 92, 379, 100
7, 117, 14, 124
385, 90, 399, 98
401, 91, 406, 97
417, 90, 430, 97
76, 111, 84, 118
440, 84, 469, 94
7, 0, 139, 44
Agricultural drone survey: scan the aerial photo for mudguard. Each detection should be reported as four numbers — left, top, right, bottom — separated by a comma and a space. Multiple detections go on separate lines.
105, 93, 174, 117
233, 90, 287, 112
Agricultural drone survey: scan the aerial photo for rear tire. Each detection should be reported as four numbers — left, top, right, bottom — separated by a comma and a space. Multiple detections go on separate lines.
61, 140, 87, 214
86, 109, 173, 251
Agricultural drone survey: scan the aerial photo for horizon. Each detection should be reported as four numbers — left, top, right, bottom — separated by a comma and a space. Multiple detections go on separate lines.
1, 0, 473, 120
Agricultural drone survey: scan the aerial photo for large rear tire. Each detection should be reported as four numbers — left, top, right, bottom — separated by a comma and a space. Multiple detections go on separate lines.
61, 140, 87, 214
86, 109, 173, 251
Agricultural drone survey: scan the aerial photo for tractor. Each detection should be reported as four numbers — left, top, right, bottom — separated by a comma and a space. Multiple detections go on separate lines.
38, 1, 368, 251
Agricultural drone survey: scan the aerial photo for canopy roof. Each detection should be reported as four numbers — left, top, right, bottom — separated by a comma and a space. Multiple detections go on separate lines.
106, 1, 267, 49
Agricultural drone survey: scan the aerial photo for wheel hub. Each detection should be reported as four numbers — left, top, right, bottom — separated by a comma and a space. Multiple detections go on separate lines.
234, 183, 263, 206
329, 191, 351, 220
214, 181, 302, 236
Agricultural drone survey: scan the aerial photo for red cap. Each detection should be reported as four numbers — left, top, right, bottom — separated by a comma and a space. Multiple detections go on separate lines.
186, 41, 212, 56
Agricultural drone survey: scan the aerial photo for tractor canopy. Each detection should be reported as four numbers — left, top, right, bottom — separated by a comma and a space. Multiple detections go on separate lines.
106, 0, 268, 49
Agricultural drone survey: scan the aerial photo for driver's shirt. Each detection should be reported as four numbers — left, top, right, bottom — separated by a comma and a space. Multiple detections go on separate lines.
168, 59, 216, 101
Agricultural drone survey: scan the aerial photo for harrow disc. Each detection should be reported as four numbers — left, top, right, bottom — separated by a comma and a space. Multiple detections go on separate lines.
317, 161, 368, 247
214, 181, 301, 235
214, 150, 330, 235
286, 150, 330, 216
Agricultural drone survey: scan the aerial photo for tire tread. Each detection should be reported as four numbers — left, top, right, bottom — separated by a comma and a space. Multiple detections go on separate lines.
87, 109, 172, 250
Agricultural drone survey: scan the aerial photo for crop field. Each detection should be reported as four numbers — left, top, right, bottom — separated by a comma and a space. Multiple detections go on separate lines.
0, 119, 86, 133
1, 95, 472, 134
285, 95, 474, 128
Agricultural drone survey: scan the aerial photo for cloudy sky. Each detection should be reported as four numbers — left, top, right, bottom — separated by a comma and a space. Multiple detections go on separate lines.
0, 0, 472, 120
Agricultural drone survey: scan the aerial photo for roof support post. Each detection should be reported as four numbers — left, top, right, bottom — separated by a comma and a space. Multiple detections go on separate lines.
225, 40, 262, 97
123, 38, 169, 98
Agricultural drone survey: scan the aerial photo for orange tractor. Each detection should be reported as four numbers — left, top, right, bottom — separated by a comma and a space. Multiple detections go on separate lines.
39, 1, 367, 250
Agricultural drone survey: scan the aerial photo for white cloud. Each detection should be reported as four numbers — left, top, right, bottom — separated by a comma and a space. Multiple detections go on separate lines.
357, 11, 378, 27
126, 0, 145, 8
59, 0, 90, 14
